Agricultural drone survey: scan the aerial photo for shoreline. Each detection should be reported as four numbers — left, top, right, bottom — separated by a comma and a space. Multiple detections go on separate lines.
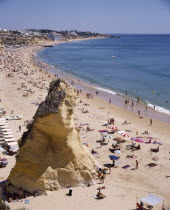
37, 41, 170, 124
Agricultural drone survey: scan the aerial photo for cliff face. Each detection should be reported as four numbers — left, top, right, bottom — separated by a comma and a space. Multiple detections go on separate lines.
7, 79, 97, 194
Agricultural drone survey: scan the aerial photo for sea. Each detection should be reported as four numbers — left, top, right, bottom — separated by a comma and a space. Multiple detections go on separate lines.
38, 34, 170, 120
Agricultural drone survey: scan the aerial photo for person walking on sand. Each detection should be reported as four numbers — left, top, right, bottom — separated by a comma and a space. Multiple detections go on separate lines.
109, 98, 111, 104
19, 125, 21, 132
108, 166, 111, 174
135, 160, 138, 169
138, 110, 140, 116
100, 174, 105, 184
150, 119, 152, 126
100, 140, 103, 147
112, 159, 115, 167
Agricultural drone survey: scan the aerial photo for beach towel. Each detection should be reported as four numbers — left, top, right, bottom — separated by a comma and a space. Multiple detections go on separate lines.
153, 141, 162, 145
0, 162, 8, 165
122, 165, 131, 169
115, 161, 121, 164
0, 181, 6, 184
98, 130, 108, 133
1, 158, 7, 161
93, 196, 98, 199
152, 156, 159, 161
114, 150, 121, 154
83, 143, 89, 147
25, 200, 30, 204
92, 153, 99, 156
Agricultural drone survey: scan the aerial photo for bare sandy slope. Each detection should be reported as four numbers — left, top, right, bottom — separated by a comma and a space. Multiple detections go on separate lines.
0, 44, 170, 210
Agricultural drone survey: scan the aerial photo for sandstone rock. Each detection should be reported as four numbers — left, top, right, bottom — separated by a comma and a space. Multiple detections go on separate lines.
7, 79, 97, 194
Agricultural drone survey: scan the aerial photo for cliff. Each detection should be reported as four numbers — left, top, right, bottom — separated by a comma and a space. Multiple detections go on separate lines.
7, 79, 97, 194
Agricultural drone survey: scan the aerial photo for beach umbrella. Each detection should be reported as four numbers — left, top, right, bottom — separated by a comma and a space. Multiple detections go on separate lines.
135, 139, 144, 143
109, 155, 119, 160
110, 126, 117, 130
114, 137, 124, 142
121, 133, 129, 137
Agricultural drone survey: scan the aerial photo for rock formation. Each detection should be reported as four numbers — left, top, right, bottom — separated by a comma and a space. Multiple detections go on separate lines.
7, 79, 97, 194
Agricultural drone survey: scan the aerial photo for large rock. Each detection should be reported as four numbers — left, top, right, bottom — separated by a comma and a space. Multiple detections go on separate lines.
7, 79, 97, 194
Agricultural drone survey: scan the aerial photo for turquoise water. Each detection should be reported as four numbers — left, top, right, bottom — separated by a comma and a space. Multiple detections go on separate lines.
39, 35, 170, 115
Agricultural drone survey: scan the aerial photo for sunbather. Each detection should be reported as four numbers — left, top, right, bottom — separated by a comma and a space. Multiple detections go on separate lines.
86, 126, 94, 132
82, 110, 89, 113
150, 146, 159, 153
96, 190, 106, 199
131, 144, 140, 151
112, 143, 120, 150
122, 120, 131, 125
91, 149, 98, 154
100, 174, 105, 184
147, 163, 157, 167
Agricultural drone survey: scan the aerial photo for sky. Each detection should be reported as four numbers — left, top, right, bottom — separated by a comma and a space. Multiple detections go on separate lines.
0, 0, 170, 34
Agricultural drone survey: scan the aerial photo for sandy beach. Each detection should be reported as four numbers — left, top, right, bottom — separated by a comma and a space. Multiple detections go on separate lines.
0, 42, 170, 210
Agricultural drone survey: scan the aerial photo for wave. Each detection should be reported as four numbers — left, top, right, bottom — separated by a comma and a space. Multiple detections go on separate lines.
147, 102, 170, 115
94, 86, 117, 95
94, 86, 170, 116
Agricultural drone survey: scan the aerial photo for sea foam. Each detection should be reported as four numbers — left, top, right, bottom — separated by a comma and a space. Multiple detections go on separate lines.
95, 87, 117, 95
147, 102, 170, 116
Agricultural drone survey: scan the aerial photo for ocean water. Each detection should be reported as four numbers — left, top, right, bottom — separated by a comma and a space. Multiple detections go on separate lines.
38, 35, 170, 115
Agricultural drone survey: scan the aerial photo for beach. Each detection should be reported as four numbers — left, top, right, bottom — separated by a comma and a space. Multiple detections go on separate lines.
0, 42, 170, 210
38, 36, 170, 123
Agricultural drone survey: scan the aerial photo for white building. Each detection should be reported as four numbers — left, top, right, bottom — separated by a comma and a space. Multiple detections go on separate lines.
20, 30, 42, 37
47, 32, 62, 41
69, 31, 78, 36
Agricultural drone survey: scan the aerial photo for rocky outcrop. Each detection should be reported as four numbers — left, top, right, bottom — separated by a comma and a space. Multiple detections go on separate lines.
7, 79, 97, 194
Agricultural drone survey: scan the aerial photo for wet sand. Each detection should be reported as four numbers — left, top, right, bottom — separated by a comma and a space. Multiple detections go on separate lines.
45, 64, 170, 124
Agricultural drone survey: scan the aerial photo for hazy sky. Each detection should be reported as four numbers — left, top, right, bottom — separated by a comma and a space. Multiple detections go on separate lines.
0, 0, 170, 33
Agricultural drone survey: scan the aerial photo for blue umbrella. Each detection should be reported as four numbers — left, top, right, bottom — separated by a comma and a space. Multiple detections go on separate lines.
109, 155, 119, 160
